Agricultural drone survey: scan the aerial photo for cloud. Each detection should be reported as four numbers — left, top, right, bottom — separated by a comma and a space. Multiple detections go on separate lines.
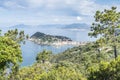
0, 0, 117, 16
0, 0, 120, 25
26, 0, 45, 8
76, 16, 82, 21
0, 0, 98, 16
3, 1, 25, 9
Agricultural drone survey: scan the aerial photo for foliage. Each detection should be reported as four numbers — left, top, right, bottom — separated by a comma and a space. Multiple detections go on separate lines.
51, 42, 111, 63
14, 63, 46, 80
40, 66, 86, 80
4, 29, 27, 43
88, 56, 120, 80
36, 50, 52, 63
0, 29, 27, 79
1, 7, 120, 80
0, 36, 22, 79
89, 7, 120, 58
13, 63, 86, 80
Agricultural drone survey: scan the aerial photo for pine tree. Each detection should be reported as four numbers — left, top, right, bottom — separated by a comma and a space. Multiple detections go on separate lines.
89, 7, 120, 59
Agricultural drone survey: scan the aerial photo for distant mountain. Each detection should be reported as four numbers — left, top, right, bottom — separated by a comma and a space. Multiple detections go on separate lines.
8, 23, 90, 30
30, 32, 72, 45
9, 24, 65, 29
63, 23, 90, 30
37, 24, 65, 28
9, 24, 33, 28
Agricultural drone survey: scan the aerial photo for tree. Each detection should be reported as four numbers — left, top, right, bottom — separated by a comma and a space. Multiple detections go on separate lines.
4, 29, 27, 43
88, 56, 120, 80
89, 7, 120, 59
0, 29, 27, 79
0, 30, 1, 35
0, 37, 22, 78
40, 66, 86, 80
13, 62, 87, 80
36, 50, 52, 63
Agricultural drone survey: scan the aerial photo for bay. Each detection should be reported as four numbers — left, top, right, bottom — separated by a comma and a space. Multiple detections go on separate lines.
0, 26, 95, 67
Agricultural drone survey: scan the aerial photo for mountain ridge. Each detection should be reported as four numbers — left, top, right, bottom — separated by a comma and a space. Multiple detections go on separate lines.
9, 23, 90, 29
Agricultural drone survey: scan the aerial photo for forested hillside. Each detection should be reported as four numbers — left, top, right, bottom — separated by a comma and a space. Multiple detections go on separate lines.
30, 32, 72, 45
1, 7, 120, 80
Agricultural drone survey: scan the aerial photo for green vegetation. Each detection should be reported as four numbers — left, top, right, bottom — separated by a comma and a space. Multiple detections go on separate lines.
36, 50, 52, 63
0, 29, 27, 79
4, 29, 26, 43
89, 7, 120, 59
13, 63, 86, 80
1, 7, 120, 80
30, 32, 72, 44
88, 56, 120, 80
0, 36, 22, 80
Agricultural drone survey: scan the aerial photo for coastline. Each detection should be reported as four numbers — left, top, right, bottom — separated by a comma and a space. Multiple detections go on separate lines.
28, 38, 87, 47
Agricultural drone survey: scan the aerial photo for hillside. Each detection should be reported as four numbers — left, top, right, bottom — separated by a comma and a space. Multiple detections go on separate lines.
50, 42, 116, 74
51, 42, 115, 62
29, 32, 72, 45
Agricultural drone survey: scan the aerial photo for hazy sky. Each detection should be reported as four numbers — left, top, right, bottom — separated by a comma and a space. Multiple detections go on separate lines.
0, 0, 120, 26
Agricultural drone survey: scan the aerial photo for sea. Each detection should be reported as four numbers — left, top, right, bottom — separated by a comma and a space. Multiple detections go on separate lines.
0, 25, 96, 67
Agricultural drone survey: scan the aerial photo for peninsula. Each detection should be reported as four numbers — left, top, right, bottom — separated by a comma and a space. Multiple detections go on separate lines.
29, 32, 72, 46
29, 32, 87, 46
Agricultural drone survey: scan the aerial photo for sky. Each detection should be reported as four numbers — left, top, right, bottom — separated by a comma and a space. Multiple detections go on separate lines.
0, 0, 120, 26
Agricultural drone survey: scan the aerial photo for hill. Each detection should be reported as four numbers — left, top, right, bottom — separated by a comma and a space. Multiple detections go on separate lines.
29, 32, 72, 45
